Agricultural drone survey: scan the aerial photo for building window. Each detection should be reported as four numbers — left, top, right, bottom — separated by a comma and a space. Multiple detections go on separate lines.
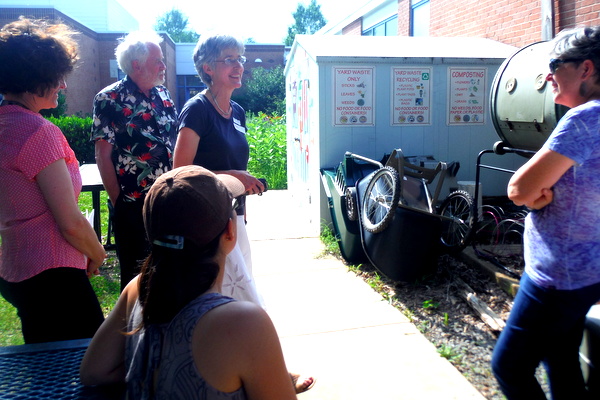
176, 75, 206, 110
109, 60, 126, 80
363, 15, 398, 37
411, 0, 430, 37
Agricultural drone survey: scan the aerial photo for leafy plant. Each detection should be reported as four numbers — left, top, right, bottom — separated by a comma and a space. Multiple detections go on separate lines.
246, 113, 287, 190
236, 66, 286, 115
443, 312, 450, 326
438, 344, 462, 362
419, 320, 430, 333
422, 299, 440, 310
319, 223, 341, 258
46, 115, 95, 164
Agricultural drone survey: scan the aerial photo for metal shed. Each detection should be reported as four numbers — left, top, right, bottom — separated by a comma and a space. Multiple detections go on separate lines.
285, 35, 523, 235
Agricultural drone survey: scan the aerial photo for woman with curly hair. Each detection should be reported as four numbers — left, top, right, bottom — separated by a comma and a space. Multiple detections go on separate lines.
0, 17, 106, 344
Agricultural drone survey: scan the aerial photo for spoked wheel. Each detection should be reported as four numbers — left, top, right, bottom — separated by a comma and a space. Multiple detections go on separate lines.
361, 167, 400, 233
345, 187, 358, 221
439, 190, 475, 252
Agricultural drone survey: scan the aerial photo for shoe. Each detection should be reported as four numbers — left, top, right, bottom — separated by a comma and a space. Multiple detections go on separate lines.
290, 372, 316, 394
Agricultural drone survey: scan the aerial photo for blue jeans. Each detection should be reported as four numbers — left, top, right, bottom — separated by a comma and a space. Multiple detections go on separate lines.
492, 272, 600, 399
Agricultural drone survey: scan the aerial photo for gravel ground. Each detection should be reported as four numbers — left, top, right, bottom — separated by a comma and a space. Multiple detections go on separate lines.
345, 249, 541, 400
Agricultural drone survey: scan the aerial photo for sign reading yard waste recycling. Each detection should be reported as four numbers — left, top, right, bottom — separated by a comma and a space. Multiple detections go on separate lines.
334, 67, 374, 126
392, 67, 432, 125
447, 67, 486, 125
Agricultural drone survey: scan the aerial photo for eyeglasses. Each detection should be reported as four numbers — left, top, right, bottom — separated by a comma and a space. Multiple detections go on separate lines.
549, 58, 581, 74
216, 56, 247, 66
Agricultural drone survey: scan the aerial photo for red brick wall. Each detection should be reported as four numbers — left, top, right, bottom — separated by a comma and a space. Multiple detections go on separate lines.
397, 0, 411, 36
0, 9, 181, 116
394, 0, 600, 48
65, 33, 100, 116
556, 0, 600, 30
243, 44, 286, 83
0, 8, 105, 116
428, 0, 542, 48
342, 18, 363, 35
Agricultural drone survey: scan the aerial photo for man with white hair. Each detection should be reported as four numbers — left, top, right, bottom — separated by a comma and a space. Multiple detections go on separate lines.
91, 31, 178, 291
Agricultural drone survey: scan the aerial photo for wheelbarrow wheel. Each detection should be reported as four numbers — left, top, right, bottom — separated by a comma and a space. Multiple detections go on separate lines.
361, 167, 400, 233
345, 187, 358, 221
439, 190, 474, 252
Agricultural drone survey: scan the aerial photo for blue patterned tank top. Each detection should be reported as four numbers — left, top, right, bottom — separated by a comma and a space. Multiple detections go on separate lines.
125, 292, 247, 399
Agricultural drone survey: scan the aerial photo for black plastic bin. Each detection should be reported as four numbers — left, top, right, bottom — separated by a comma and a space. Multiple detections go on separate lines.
356, 172, 441, 282
320, 155, 380, 264
321, 168, 367, 263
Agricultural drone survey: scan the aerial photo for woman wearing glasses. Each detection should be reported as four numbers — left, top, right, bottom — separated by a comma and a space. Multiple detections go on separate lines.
174, 34, 263, 305
492, 26, 600, 399
173, 34, 314, 395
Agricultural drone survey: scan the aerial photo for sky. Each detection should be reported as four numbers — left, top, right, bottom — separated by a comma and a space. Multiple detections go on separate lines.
116, 0, 369, 44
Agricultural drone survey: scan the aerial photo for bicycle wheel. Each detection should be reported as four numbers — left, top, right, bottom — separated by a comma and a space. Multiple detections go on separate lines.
345, 187, 358, 221
439, 190, 474, 252
361, 167, 400, 233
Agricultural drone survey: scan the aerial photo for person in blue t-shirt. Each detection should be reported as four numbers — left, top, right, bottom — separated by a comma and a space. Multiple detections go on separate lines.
492, 26, 600, 400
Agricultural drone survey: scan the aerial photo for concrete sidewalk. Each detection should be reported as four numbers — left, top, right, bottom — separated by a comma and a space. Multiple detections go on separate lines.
246, 190, 485, 400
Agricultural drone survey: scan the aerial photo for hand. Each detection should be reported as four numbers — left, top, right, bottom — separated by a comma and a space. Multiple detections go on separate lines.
245, 178, 266, 195
87, 253, 106, 277
528, 188, 554, 210
227, 170, 265, 195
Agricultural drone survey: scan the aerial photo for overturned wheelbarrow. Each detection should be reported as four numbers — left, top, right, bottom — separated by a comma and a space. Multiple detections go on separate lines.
355, 150, 445, 282
322, 148, 459, 282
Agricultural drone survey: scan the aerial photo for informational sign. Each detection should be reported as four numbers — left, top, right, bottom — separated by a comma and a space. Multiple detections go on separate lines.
334, 67, 374, 126
448, 68, 486, 125
392, 67, 431, 125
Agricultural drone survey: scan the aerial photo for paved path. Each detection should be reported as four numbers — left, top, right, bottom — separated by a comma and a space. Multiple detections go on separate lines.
246, 190, 485, 399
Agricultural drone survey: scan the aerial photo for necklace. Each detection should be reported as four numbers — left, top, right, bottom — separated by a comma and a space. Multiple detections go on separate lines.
208, 90, 231, 117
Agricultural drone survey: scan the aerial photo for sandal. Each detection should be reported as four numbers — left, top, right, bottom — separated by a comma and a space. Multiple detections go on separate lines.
290, 372, 316, 394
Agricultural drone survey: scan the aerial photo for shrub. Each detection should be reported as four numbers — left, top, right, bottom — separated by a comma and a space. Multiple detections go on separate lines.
235, 66, 285, 115
46, 115, 95, 164
46, 112, 289, 189
246, 113, 287, 190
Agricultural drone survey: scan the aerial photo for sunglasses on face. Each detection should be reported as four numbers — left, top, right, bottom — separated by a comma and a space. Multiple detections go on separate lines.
216, 56, 247, 66
549, 58, 581, 74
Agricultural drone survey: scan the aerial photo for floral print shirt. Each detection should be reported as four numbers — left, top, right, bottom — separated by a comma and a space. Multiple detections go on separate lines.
91, 76, 178, 202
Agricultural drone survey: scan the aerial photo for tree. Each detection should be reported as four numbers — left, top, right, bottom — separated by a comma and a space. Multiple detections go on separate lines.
234, 66, 286, 115
154, 8, 199, 43
284, 0, 327, 46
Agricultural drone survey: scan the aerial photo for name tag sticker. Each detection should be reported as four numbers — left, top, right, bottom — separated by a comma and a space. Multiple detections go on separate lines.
234, 123, 246, 134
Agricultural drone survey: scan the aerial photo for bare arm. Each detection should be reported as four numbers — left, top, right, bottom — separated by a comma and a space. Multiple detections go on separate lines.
80, 276, 139, 385
95, 140, 121, 206
174, 127, 264, 193
508, 148, 576, 209
239, 307, 297, 400
173, 127, 200, 168
36, 159, 106, 275
197, 302, 297, 400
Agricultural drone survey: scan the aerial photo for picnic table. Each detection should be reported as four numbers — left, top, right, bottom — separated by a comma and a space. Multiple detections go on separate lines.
0, 338, 124, 399
80, 164, 114, 250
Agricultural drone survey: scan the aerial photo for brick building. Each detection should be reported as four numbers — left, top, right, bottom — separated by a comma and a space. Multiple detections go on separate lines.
0, 1, 286, 114
321, 0, 600, 49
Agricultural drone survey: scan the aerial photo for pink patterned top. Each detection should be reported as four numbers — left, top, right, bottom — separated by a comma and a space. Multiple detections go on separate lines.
0, 105, 85, 282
